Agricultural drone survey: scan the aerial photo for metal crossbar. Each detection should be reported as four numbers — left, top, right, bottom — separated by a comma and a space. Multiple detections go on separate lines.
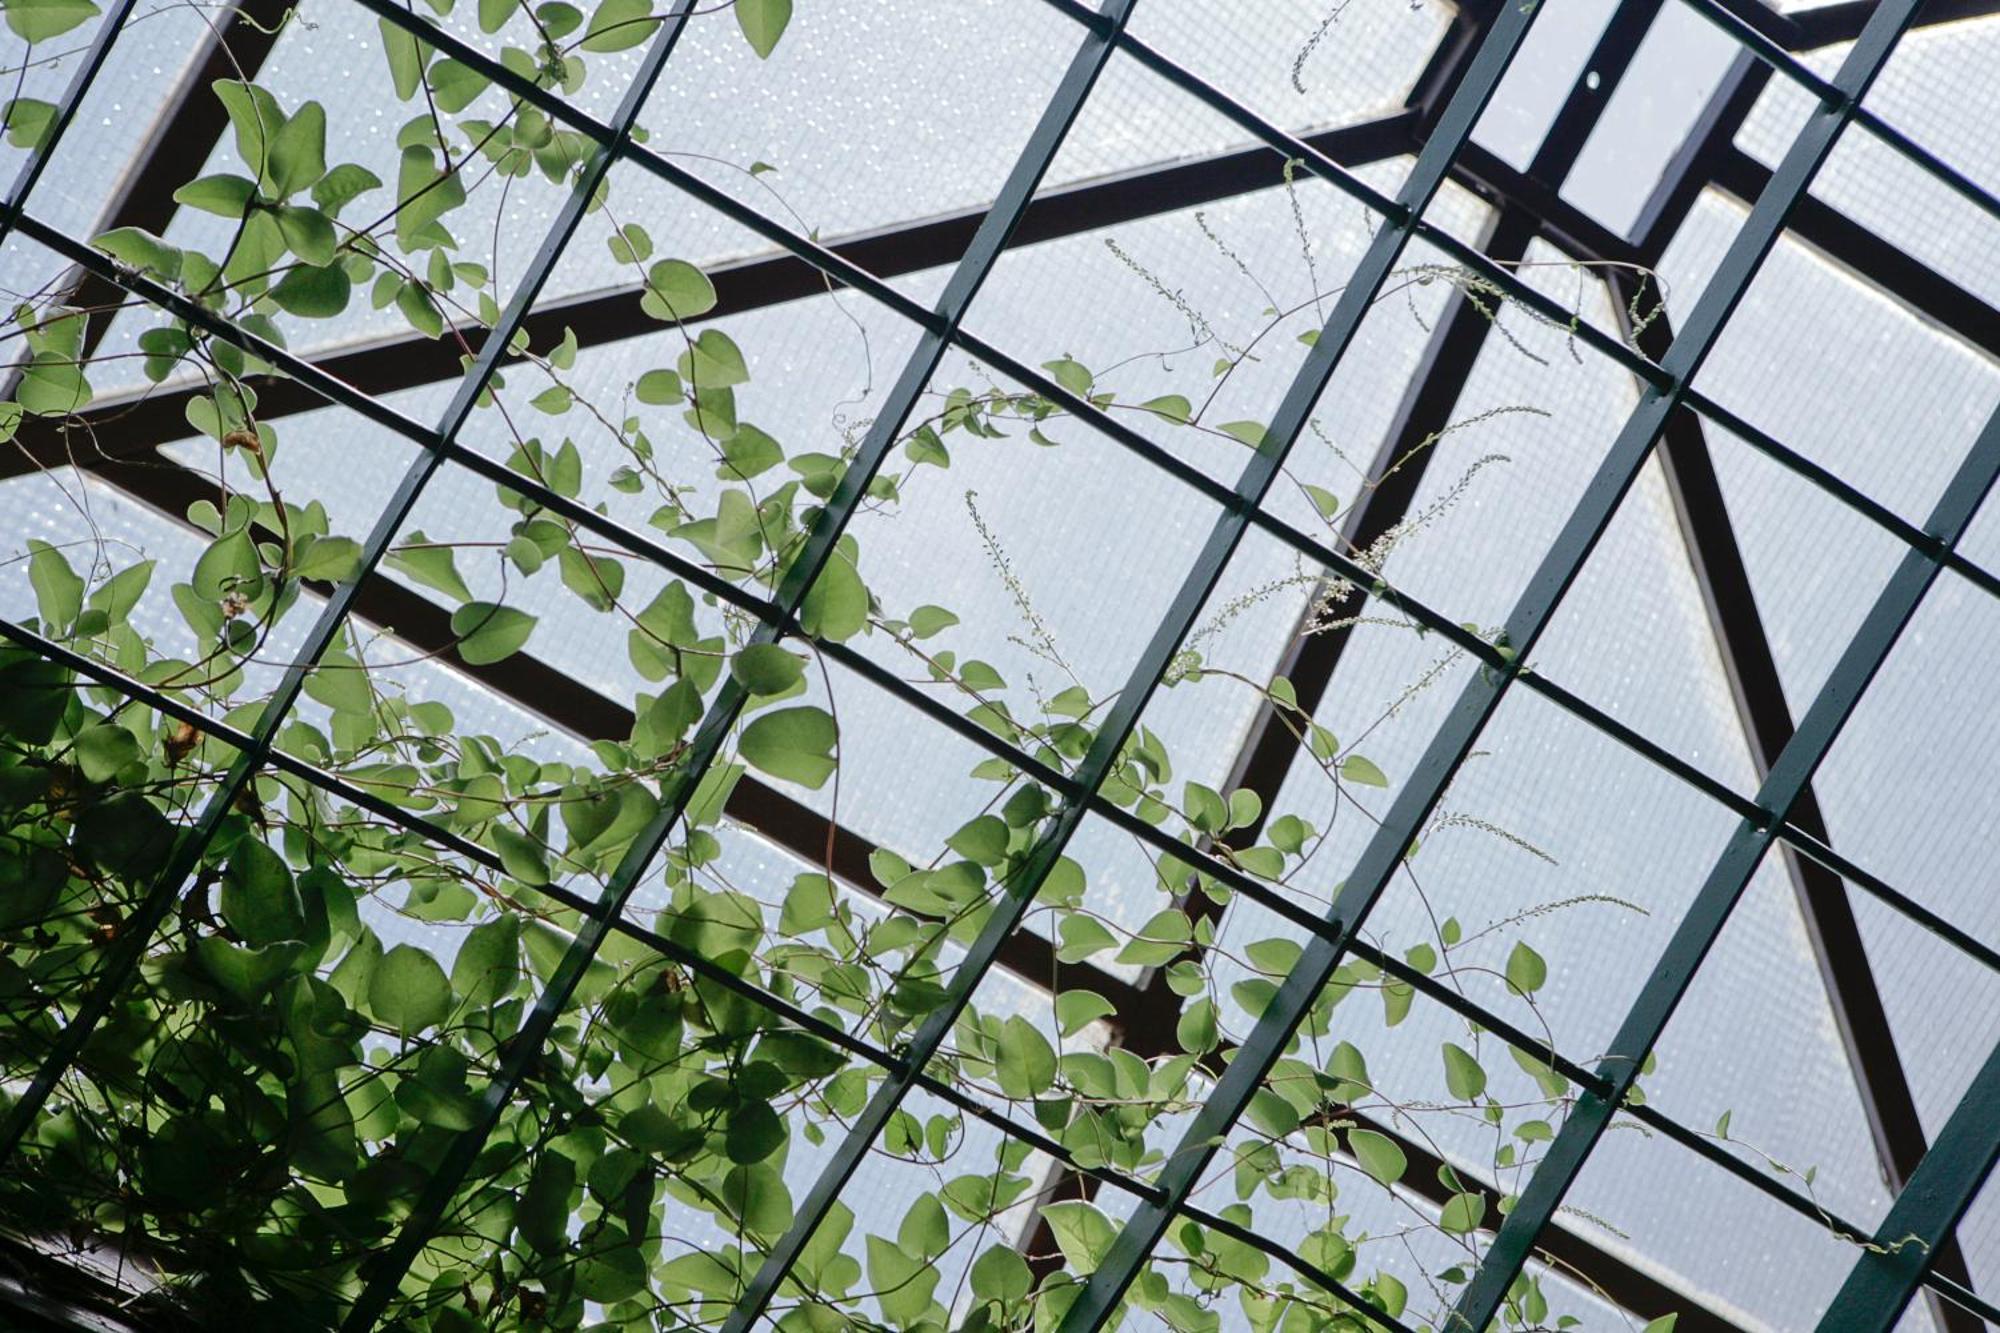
7, 0, 2000, 1326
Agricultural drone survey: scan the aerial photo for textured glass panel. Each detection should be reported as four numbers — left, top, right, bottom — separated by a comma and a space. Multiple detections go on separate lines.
634, 0, 1080, 253
1568, 1109, 1867, 1326
1814, 568, 2000, 1137
1668, 190, 2000, 531
1122, 0, 1450, 151
1347, 239, 1645, 629
1647, 868, 1892, 1238
1469, 0, 1616, 168
1563, 0, 1739, 235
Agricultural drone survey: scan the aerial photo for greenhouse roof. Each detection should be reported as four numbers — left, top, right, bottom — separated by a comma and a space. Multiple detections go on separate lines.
0, 0, 1997, 1329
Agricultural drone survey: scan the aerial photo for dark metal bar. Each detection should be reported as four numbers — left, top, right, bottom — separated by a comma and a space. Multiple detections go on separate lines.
1614, 270, 1982, 1331
1669, 0, 2000, 229
1711, 145, 2000, 362
357, 6, 1152, 1329
11, 574, 1988, 1332
0, 109, 1416, 482
29, 0, 2000, 641
1819, 1038, 2000, 1330
1073, 0, 1931, 1324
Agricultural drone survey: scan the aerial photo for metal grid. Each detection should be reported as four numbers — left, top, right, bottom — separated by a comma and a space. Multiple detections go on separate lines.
3, 0, 2000, 1328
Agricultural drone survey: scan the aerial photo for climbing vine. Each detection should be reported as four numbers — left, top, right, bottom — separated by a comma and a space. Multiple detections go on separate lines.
0, 0, 1810, 1330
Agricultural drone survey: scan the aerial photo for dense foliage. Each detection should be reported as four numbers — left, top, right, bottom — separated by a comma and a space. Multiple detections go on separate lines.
0, 1, 1704, 1330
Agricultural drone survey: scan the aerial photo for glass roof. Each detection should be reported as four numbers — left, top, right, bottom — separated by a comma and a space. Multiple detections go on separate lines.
2, 0, 1999, 1329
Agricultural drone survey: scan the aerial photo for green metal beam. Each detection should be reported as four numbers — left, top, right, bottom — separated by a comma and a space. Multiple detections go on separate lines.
1819, 1038, 2000, 1330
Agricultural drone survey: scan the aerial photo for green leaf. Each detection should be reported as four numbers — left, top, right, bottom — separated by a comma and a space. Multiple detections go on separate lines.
636, 368, 682, 404
213, 79, 283, 191
198, 937, 306, 1003
27, 540, 83, 630
970, 1245, 1032, 1306
385, 533, 472, 600
369, 943, 452, 1033
173, 172, 257, 216
734, 0, 791, 57
1117, 908, 1191, 966
994, 1015, 1056, 1099
294, 535, 363, 582
193, 526, 259, 602
946, 814, 1008, 866
800, 545, 868, 643
582, 0, 655, 51
1056, 914, 1117, 963
477, 0, 517, 30
268, 100, 326, 196
682, 328, 748, 387
312, 162, 382, 216
731, 642, 803, 696
645, 258, 716, 318
451, 914, 521, 1006
275, 205, 336, 265
490, 822, 550, 886
4, 0, 101, 44
1341, 754, 1388, 787
395, 145, 466, 249
221, 839, 306, 947
738, 706, 837, 789
574, 1234, 647, 1302
73, 722, 141, 783
1055, 990, 1114, 1037
725, 1099, 784, 1163
1642, 1318, 1679, 1333
1176, 997, 1218, 1053
450, 602, 536, 665
1042, 357, 1093, 397
1041, 1201, 1116, 1269
1442, 1042, 1487, 1101
379, 18, 427, 100
270, 262, 351, 317
93, 227, 180, 280
1438, 1192, 1486, 1235
907, 605, 957, 639
1348, 1128, 1407, 1187
428, 57, 490, 113
86, 559, 152, 624
1505, 940, 1547, 996
2, 98, 55, 149
1142, 394, 1191, 423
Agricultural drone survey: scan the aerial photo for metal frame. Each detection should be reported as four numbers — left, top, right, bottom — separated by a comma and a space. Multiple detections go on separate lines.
4, 0, 2000, 1328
